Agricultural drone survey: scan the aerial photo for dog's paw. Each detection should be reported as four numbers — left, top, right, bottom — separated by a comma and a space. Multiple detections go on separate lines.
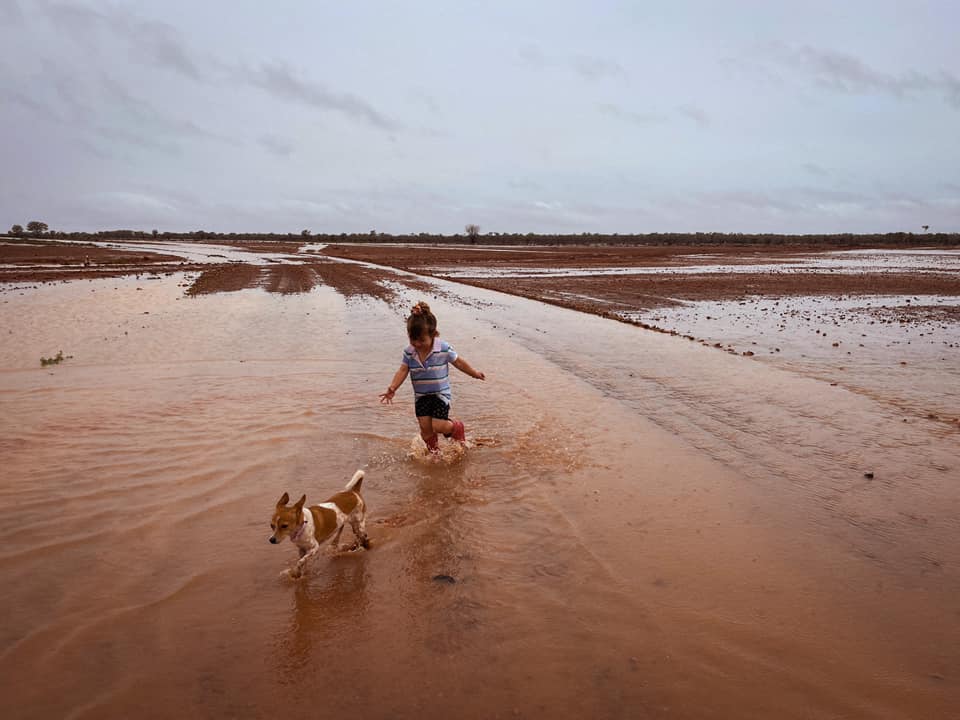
282, 567, 303, 580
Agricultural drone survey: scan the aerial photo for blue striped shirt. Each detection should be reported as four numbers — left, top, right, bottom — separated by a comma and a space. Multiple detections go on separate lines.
403, 338, 458, 404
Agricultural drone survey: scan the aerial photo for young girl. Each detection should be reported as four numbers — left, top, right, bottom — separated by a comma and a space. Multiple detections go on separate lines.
379, 301, 485, 453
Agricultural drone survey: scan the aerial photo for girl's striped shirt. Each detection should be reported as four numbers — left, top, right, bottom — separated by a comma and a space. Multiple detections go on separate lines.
402, 338, 458, 404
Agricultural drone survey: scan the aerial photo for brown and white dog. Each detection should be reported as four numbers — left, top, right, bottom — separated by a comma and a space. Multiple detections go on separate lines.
269, 469, 370, 578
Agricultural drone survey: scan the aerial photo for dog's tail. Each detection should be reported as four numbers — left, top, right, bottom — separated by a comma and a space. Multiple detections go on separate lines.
345, 469, 364, 492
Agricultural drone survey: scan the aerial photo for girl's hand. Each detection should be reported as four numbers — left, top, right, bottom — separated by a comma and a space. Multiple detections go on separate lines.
379, 387, 396, 404
475, 371, 486, 380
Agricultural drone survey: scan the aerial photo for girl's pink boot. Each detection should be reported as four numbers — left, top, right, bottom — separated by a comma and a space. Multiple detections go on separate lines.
424, 434, 440, 454
450, 420, 466, 443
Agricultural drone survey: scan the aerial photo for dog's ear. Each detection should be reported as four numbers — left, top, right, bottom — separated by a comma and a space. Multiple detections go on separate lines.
276, 492, 289, 507
294, 494, 306, 511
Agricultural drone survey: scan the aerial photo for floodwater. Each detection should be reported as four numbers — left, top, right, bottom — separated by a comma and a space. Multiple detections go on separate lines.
628, 294, 960, 422
1, 270, 959, 719
430, 247, 960, 279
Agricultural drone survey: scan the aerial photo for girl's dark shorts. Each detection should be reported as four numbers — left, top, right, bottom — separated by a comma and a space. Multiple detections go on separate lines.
415, 394, 450, 420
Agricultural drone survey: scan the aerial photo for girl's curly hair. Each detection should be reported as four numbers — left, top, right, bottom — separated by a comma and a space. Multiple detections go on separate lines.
407, 301, 438, 341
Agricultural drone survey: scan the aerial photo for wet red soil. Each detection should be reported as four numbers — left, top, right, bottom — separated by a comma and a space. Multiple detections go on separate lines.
5, 240, 958, 325
0, 239, 193, 283
321, 244, 960, 316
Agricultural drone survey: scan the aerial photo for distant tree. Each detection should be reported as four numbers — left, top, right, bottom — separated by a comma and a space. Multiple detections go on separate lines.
922, 225, 930, 231
152, 229, 159, 238
465, 224, 480, 243
26, 221, 48, 237
10, 224, 23, 236
301, 229, 311, 237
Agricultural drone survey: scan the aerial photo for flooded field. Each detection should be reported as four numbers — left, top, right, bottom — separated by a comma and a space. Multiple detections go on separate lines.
1, 242, 959, 719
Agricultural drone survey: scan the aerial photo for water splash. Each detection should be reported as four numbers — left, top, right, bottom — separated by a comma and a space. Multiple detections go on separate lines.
407, 434, 468, 464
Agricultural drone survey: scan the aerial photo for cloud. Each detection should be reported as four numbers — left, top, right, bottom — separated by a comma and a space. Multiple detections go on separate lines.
93, 126, 180, 155
600, 102, 708, 128
90, 190, 178, 214
571, 54, 625, 81
677, 103, 709, 128
0, 0, 23, 24
37, 3, 399, 132
43, 1, 202, 79
3, 88, 60, 120
598, 103, 667, 126
802, 162, 830, 177
258, 133, 295, 157
755, 44, 960, 109
517, 44, 548, 69
98, 74, 233, 144
695, 190, 799, 214
239, 61, 399, 131
519, 44, 625, 82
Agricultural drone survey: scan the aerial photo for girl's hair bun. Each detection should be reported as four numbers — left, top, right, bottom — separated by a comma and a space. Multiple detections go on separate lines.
407, 300, 438, 339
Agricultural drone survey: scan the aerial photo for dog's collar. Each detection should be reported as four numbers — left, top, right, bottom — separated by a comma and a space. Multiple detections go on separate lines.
289, 512, 308, 541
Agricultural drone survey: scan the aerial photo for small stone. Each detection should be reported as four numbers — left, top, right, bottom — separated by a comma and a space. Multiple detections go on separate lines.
864, 472, 874, 479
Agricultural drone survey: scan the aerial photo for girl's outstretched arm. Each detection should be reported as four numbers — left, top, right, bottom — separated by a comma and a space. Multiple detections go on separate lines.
452, 356, 485, 381
380, 364, 409, 404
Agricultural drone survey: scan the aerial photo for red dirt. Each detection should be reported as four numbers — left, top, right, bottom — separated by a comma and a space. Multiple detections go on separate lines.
0, 239, 192, 283
6, 241, 958, 324
319, 244, 960, 318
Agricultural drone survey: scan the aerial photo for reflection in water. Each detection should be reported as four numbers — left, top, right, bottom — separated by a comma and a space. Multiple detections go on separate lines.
277, 553, 371, 683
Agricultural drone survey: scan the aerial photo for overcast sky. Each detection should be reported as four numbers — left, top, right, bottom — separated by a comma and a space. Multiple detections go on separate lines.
2, 0, 959, 234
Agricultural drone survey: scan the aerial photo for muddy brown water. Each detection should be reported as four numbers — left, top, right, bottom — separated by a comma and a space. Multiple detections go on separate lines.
1, 271, 958, 719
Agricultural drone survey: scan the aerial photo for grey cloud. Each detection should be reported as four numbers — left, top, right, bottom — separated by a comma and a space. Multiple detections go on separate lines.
4, 88, 60, 120
797, 187, 869, 205
802, 162, 829, 177
43, 1, 202, 80
45, 60, 95, 122
132, 20, 202, 80
2, 59, 92, 123
517, 44, 548, 69
695, 190, 799, 214
240, 62, 399, 131
93, 125, 180, 155
43, 1, 103, 33
599, 103, 667, 126
258, 133, 295, 157
40, 3, 397, 131
601, 102, 707, 128
507, 178, 542, 190
677, 103, 709, 128
786, 45, 960, 109
571, 55, 625, 81
5, 59, 230, 155
941, 72, 960, 108
0, 0, 23, 23
409, 88, 443, 116
98, 74, 233, 144
519, 45, 625, 81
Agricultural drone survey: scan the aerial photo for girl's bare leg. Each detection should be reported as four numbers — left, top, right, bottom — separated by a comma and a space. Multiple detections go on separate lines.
432, 418, 454, 436
417, 416, 439, 452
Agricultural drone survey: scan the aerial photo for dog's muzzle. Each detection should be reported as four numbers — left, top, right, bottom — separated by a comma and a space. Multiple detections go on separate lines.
269, 536, 278, 544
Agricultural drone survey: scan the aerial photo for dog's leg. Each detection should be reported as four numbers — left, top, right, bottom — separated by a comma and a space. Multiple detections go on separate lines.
350, 513, 371, 549
331, 524, 345, 551
291, 542, 321, 578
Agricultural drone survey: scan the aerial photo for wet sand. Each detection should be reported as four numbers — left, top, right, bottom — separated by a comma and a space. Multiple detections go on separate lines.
1, 242, 959, 719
